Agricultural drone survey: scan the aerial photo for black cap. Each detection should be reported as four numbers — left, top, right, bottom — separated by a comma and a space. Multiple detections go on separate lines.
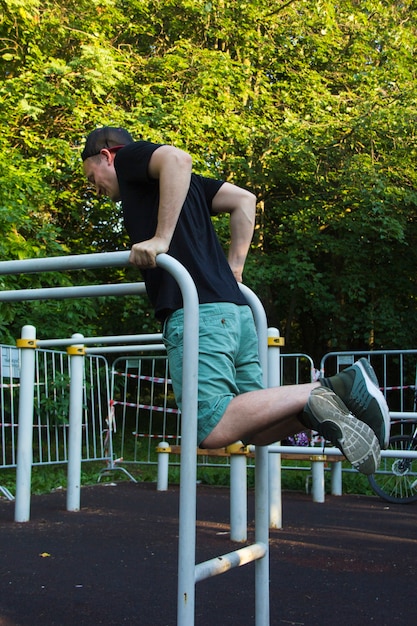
81, 126, 134, 161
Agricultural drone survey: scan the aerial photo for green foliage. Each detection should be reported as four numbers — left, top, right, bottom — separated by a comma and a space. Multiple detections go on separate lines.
35, 371, 94, 425
1, 0, 417, 354
36, 372, 72, 425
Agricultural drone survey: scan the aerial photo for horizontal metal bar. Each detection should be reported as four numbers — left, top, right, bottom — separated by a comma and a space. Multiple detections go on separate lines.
0, 251, 130, 275
390, 412, 417, 419
86, 344, 166, 355
0, 282, 146, 302
377, 448, 417, 459
37, 333, 163, 348
195, 542, 267, 583
84, 333, 163, 345
263, 444, 417, 459
262, 445, 344, 457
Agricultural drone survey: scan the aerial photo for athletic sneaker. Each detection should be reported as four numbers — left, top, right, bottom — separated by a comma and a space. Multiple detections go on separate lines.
321, 358, 390, 449
303, 387, 381, 475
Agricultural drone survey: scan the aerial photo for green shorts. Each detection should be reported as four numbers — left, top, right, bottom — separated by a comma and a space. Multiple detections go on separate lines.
163, 303, 264, 446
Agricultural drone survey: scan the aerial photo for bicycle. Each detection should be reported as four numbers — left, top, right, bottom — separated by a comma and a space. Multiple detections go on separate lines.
368, 419, 417, 504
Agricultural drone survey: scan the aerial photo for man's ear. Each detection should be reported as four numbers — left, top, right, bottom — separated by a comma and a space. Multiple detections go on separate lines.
100, 148, 115, 164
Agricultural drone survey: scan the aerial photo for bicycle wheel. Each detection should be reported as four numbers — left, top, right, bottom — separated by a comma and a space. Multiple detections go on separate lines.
368, 435, 417, 504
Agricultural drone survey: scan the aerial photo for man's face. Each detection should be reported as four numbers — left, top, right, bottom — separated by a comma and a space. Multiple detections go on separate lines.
83, 150, 121, 202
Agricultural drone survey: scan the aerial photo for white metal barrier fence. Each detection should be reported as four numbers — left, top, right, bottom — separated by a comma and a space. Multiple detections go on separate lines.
0, 340, 316, 509
0, 344, 110, 470
4, 342, 417, 503
3, 341, 417, 506
4, 346, 417, 470
108, 351, 315, 472
321, 350, 417, 419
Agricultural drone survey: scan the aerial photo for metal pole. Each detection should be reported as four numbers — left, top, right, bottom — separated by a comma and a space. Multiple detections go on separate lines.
0, 282, 146, 302
311, 458, 325, 503
265, 444, 417, 459
229, 450, 248, 542
331, 461, 343, 496
195, 542, 267, 582
239, 284, 270, 626
155, 256, 199, 626
66, 334, 85, 512
267, 327, 282, 530
0, 250, 130, 275
156, 442, 171, 491
14, 325, 37, 522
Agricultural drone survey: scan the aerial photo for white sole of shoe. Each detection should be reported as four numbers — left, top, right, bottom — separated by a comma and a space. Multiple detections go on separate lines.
308, 388, 381, 475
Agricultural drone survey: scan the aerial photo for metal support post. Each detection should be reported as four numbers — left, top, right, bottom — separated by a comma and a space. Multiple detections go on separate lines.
267, 328, 283, 530
311, 456, 325, 503
331, 461, 343, 496
14, 325, 37, 522
227, 443, 248, 542
240, 284, 270, 626
66, 334, 85, 512
153, 256, 199, 626
156, 442, 171, 491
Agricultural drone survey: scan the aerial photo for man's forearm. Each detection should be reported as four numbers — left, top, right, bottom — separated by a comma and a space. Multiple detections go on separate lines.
228, 194, 256, 282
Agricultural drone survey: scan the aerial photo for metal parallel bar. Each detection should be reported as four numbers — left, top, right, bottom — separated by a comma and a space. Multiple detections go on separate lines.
263, 444, 417, 459
0, 251, 271, 625
85, 333, 162, 344
37, 334, 163, 347
0, 282, 146, 302
195, 542, 267, 583
0, 251, 130, 275
85, 345, 166, 355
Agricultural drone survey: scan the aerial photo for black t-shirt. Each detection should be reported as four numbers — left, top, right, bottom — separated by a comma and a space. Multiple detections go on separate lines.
114, 141, 247, 321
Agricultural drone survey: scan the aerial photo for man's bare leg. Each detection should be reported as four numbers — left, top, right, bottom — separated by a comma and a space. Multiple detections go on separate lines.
200, 383, 319, 449
200, 359, 388, 475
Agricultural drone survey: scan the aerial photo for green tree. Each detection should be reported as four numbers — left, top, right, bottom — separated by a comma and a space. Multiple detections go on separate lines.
1, 0, 417, 359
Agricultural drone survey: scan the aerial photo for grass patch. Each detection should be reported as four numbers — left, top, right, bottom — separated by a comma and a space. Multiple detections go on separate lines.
0, 462, 145, 497
0, 459, 375, 498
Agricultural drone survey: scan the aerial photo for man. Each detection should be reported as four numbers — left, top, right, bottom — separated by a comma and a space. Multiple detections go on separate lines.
82, 126, 390, 474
